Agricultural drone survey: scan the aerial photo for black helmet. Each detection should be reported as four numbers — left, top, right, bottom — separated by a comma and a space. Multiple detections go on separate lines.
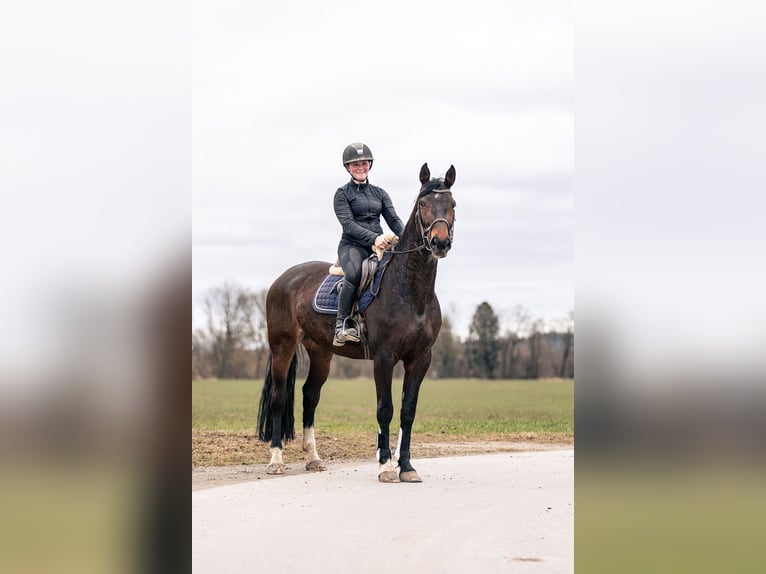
342, 142, 374, 168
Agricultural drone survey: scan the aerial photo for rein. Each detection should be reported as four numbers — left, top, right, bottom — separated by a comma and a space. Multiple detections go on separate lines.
390, 243, 426, 255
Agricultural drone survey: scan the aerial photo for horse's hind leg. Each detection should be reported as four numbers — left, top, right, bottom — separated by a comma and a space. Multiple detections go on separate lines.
301, 341, 333, 471
264, 345, 299, 475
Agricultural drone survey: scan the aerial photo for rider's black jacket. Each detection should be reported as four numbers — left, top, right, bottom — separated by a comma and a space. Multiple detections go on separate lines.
334, 179, 404, 250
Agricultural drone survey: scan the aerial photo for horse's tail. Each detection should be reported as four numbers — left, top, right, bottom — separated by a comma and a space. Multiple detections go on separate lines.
257, 353, 297, 443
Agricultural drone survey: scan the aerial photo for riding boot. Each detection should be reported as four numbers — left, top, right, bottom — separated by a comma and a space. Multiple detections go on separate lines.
335, 279, 360, 346
333, 317, 360, 346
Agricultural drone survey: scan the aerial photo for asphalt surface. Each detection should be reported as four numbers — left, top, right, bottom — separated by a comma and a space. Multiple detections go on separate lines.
193, 450, 574, 573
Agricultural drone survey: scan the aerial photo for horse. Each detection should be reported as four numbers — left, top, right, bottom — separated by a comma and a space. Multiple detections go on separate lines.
257, 162, 456, 482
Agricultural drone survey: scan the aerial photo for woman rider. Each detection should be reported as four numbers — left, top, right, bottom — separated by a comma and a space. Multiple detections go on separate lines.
333, 142, 404, 346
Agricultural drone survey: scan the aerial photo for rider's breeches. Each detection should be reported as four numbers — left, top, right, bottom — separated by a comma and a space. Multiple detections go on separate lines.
337, 243, 369, 318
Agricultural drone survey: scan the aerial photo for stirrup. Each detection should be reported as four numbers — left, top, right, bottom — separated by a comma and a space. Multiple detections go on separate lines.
333, 317, 360, 346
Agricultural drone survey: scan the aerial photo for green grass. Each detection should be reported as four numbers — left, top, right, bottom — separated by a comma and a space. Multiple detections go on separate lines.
193, 378, 573, 437
576, 463, 766, 573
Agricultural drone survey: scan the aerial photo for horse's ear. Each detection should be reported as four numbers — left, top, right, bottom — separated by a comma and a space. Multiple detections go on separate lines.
419, 163, 430, 185
444, 165, 456, 188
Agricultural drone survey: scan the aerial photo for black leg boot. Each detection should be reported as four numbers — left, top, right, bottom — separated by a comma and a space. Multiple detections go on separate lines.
334, 281, 360, 346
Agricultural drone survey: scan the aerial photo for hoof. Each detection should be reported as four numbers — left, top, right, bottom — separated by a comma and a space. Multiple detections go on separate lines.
266, 463, 285, 475
399, 470, 422, 483
378, 470, 400, 483
305, 460, 326, 472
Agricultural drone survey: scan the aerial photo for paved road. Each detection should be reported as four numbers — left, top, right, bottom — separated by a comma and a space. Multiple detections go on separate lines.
193, 450, 574, 573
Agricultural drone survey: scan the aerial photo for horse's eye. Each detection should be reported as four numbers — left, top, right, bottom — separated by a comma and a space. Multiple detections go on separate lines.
418, 200, 426, 208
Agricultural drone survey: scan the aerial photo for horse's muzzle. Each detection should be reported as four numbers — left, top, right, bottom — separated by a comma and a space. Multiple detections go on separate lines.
429, 236, 452, 258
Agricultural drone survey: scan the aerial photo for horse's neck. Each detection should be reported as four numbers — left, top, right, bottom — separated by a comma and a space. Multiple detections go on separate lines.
390, 237, 438, 311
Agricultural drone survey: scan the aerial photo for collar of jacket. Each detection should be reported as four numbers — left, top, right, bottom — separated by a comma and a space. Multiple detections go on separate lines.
348, 177, 369, 188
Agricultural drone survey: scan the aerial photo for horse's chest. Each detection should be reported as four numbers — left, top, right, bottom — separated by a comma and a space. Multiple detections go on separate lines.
400, 314, 437, 346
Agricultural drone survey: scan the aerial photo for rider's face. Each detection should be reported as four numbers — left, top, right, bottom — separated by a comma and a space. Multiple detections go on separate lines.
346, 160, 370, 182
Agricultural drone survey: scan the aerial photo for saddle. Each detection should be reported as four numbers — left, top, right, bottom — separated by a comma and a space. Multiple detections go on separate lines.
312, 250, 393, 317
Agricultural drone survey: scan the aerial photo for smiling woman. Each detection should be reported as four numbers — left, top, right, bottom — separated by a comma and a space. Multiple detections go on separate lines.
333, 142, 405, 345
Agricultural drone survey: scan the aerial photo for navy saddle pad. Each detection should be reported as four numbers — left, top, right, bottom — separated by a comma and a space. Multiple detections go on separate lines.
312, 252, 390, 315
312, 275, 343, 315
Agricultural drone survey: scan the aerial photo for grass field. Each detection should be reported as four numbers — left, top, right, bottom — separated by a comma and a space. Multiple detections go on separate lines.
193, 378, 573, 466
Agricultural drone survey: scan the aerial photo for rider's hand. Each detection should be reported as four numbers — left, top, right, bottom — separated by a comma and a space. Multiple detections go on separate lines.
374, 235, 389, 250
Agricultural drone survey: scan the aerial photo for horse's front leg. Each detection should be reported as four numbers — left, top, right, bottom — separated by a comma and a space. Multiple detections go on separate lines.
373, 354, 398, 483
395, 351, 431, 483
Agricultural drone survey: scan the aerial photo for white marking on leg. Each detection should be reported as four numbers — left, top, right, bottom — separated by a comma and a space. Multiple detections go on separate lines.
302, 426, 321, 462
378, 459, 397, 477
376, 427, 382, 462
393, 428, 403, 463
269, 446, 284, 466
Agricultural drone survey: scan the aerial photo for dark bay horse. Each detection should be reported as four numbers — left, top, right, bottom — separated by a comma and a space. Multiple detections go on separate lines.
257, 163, 456, 482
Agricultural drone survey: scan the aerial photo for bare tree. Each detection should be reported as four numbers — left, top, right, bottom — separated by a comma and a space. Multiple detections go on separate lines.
557, 310, 574, 378
499, 305, 534, 378
200, 282, 262, 379
525, 318, 545, 379
192, 329, 213, 379
251, 289, 268, 346
248, 289, 270, 376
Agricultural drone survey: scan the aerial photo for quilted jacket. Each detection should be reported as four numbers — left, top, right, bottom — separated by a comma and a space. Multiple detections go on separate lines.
334, 179, 404, 249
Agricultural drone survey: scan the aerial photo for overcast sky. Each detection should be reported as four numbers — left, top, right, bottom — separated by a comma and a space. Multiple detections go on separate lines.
192, 0, 573, 335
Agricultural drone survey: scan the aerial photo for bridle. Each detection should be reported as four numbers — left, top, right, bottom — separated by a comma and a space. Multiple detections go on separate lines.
393, 186, 455, 255
419, 215, 454, 253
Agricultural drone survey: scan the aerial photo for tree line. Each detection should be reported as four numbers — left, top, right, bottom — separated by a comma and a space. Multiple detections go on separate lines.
193, 283, 573, 380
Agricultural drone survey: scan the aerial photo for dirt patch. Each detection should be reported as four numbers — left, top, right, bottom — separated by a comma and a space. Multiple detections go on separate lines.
192, 429, 379, 467
192, 431, 573, 490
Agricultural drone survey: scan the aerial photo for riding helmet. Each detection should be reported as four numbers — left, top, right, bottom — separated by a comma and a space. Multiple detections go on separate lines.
342, 142, 374, 168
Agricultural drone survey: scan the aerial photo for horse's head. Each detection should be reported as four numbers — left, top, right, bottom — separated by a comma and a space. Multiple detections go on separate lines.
417, 163, 456, 259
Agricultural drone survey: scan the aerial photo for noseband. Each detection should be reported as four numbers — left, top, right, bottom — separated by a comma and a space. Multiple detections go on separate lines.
419, 216, 454, 252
